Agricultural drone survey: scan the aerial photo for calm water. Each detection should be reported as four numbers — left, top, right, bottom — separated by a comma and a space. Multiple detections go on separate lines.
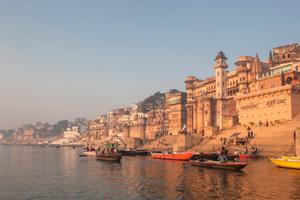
1, 145, 300, 200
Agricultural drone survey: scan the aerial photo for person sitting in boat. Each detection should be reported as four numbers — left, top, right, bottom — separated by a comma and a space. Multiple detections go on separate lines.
244, 146, 249, 154
218, 146, 228, 163
251, 145, 258, 155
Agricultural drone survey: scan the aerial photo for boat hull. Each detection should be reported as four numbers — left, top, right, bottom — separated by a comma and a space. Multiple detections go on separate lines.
135, 150, 150, 156
151, 152, 194, 161
120, 150, 136, 156
190, 160, 247, 170
192, 153, 238, 161
83, 151, 96, 156
239, 154, 258, 159
96, 153, 123, 162
269, 157, 300, 169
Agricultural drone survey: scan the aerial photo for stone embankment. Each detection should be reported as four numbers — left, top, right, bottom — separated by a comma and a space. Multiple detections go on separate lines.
191, 114, 300, 157
141, 134, 202, 152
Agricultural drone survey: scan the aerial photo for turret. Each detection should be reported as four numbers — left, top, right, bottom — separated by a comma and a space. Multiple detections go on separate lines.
268, 50, 273, 68
214, 51, 228, 99
214, 51, 228, 130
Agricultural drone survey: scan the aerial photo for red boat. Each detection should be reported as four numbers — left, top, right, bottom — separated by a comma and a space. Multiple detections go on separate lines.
151, 152, 194, 161
190, 160, 248, 170
239, 153, 258, 159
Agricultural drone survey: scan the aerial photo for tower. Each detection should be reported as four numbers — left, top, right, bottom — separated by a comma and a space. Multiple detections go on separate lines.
268, 50, 273, 68
214, 51, 228, 99
250, 53, 262, 80
214, 51, 228, 130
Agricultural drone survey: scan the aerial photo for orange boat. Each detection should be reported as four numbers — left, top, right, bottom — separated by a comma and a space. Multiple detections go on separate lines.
151, 152, 194, 161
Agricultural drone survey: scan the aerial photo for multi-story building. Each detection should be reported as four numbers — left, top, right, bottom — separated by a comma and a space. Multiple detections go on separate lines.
63, 126, 81, 140
145, 106, 166, 140
23, 128, 35, 142
165, 89, 187, 135
185, 43, 300, 136
87, 115, 108, 146
129, 113, 146, 140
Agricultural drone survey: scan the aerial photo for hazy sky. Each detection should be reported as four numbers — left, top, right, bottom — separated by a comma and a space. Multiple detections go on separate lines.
1, 0, 300, 129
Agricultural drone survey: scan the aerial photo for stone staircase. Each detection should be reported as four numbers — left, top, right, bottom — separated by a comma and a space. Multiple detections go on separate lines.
190, 114, 300, 156
142, 135, 177, 151
191, 125, 247, 152
248, 114, 300, 156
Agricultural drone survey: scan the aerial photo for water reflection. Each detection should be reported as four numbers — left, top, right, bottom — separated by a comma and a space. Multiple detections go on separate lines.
1, 145, 300, 200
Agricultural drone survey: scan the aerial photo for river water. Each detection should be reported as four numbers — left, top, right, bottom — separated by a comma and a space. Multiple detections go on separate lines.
1, 145, 300, 200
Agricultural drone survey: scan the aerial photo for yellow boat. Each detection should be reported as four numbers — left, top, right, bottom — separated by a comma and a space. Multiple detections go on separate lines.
269, 156, 300, 169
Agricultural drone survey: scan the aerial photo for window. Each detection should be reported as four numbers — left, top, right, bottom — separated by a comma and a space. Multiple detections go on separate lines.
296, 66, 298, 71
288, 54, 291, 59
283, 55, 286, 59
286, 77, 293, 84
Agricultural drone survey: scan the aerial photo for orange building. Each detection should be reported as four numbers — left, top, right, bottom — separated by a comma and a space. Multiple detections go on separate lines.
165, 90, 187, 135
185, 43, 300, 135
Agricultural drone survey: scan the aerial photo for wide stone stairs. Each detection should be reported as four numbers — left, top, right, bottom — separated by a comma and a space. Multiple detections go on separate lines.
190, 114, 300, 156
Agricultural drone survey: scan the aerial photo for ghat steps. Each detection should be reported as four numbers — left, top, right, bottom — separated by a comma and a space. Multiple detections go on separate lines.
142, 135, 176, 151
191, 114, 300, 156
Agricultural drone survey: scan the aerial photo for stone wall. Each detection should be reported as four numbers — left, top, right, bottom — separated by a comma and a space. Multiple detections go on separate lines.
237, 85, 293, 125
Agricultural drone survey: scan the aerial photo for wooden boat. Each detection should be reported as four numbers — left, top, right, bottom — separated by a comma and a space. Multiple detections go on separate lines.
190, 160, 248, 170
151, 152, 194, 161
120, 149, 136, 156
82, 151, 96, 156
269, 156, 300, 169
96, 151, 123, 162
135, 149, 149, 156
239, 153, 258, 159
192, 152, 238, 161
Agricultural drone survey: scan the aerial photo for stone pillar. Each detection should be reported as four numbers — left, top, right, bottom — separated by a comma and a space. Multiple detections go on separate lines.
296, 128, 300, 157
193, 102, 197, 133
204, 98, 212, 127
198, 100, 204, 132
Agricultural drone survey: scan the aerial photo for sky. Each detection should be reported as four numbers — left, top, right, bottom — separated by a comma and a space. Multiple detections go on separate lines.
1, 0, 300, 129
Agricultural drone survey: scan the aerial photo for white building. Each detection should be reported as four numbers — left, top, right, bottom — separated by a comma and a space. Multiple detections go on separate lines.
63, 126, 81, 140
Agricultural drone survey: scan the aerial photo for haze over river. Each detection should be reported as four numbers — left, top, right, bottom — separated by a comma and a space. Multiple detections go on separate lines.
1, 145, 300, 200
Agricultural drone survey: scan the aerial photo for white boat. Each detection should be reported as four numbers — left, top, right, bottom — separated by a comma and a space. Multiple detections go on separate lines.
82, 151, 96, 156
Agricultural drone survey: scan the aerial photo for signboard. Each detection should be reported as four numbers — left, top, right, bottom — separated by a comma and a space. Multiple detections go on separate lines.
240, 98, 287, 110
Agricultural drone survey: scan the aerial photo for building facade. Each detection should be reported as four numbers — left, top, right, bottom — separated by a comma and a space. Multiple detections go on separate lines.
63, 126, 81, 140
185, 43, 300, 135
165, 89, 187, 135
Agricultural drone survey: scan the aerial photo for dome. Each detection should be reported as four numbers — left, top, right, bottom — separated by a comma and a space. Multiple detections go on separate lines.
214, 51, 227, 61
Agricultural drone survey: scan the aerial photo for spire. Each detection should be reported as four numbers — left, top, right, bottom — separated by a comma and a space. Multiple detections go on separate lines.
251, 53, 262, 74
268, 50, 273, 68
